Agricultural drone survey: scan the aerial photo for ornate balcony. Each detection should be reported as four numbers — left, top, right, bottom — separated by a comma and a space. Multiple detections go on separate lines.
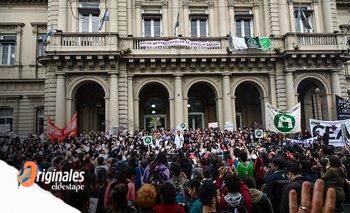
279, 33, 348, 52
45, 32, 348, 57
47, 32, 119, 54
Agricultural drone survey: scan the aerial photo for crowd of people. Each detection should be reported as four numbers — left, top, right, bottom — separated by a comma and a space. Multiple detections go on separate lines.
1, 126, 350, 213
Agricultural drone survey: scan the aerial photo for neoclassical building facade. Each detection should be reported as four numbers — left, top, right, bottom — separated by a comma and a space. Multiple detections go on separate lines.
0, 0, 349, 135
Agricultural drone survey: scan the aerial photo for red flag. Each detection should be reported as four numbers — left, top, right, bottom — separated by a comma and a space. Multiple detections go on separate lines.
48, 113, 78, 141
63, 112, 77, 138
47, 117, 65, 141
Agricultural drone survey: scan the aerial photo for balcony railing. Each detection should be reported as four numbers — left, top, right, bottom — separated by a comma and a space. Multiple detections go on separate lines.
61, 33, 108, 46
46, 32, 348, 55
282, 33, 346, 51
297, 33, 338, 46
47, 32, 119, 53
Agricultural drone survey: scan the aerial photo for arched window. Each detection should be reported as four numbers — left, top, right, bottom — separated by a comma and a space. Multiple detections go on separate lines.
144, 97, 166, 115
188, 96, 204, 113
0, 107, 13, 131
35, 107, 44, 134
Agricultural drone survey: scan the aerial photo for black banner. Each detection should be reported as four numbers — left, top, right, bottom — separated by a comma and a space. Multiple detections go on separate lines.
336, 95, 350, 120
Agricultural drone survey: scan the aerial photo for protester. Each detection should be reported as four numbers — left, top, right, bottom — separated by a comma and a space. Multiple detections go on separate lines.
1, 125, 349, 213
321, 155, 347, 211
186, 179, 202, 213
199, 182, 219, 213
280, 163, 308, 213
242, 176, 273, 213
153, 182, 185, 213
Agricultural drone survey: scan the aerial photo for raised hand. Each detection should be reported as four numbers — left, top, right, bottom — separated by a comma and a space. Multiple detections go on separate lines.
289, 179, 336, 213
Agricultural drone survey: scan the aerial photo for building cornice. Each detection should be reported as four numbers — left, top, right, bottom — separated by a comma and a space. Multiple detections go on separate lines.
0, 22, 25, 27
1, 0, 47, 4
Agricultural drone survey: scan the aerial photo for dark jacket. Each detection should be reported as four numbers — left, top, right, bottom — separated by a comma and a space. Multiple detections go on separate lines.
249, 188, 273, 213
280, 176, 307, 213
263, 170, 289, 213
322, 166, 347, 203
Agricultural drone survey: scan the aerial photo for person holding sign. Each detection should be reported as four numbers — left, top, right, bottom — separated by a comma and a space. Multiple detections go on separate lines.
174, 130, 184, 150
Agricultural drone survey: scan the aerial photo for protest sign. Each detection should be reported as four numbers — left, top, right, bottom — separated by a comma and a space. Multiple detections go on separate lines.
208, 122, 218, 129
310, 119, 350, 147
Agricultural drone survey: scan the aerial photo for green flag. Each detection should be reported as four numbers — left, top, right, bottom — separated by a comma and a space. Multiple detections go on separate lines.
258, 37, 271, 50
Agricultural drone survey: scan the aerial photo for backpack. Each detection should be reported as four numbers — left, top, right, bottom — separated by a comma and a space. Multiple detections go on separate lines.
170, 178, 187, 204
227, 197, 248, 213
149, 167, 168, 184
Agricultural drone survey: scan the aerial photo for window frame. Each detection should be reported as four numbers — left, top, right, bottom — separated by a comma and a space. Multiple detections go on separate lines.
189, 14, 209, 37
78, 0, 100, 33
0, 107, 13, 131
142, 12, 163, 37
234, 11, 254, 37
37, 33, 47, 57
0, 35, 16, 65
293, 4, 314, 33
35, 106, 44, 135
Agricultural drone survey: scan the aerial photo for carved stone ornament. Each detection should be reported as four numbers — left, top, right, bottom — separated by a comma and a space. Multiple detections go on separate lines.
0, 98, 7, 106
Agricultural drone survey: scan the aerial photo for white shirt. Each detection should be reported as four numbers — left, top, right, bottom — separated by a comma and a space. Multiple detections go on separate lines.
174, 134, 184, 149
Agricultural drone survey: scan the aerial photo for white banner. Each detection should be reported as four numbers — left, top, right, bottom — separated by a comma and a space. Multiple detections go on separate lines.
208, 122, 219, 129
224, 121, 234, 132
0, 124, 10, 133
286, 137, 316, 145
266, 103, 301, 134
139, 38, 221, 49
310, 119, 350, 147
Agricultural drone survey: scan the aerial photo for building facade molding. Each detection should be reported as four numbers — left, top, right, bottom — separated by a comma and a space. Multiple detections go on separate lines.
183, 77, 222, 98
133, 77, 174, 99
66, 75, 110, 99
293, 72, 332, 95
230, 76, 269, 99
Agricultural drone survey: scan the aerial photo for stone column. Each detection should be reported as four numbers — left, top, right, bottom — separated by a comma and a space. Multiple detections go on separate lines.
71, 0, 78, 32
216, 97, 224, 130
222, 74, 233, 124
127, 76, 134, 134
183, 97, 189, 129
269, 73, 277, 106
66, 98, 73, 124
279, 0, 290, 35
109, 73, 119, 127
58, 0, 68, 32
162, 3, 168, 37
253, 4, 261, 36
169, 98, 175, 129
183, 3, 190, 36
288, 3, 296, 32
105, 97, 110, 130
134, 98, 139, 130
260, 96, 268, 128
228, 4, 235, 35
231, 96, 237, 130
313, 1, 322, 32
135, 2, 142, 36
209, 3, 216, 36
109, 0, 118, 32
321, 0, 333, 33
173, 0, 179, 36
174, 75, 184, 126
127, 0, 132, 35
285, 69, 296, 108
218, 0, 227, 36
330, 70, 341, 96
55, 74, 66, 128
326, 93, 333, 120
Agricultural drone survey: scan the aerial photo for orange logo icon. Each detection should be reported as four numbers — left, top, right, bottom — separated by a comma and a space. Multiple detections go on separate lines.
17, 161, 38, 188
